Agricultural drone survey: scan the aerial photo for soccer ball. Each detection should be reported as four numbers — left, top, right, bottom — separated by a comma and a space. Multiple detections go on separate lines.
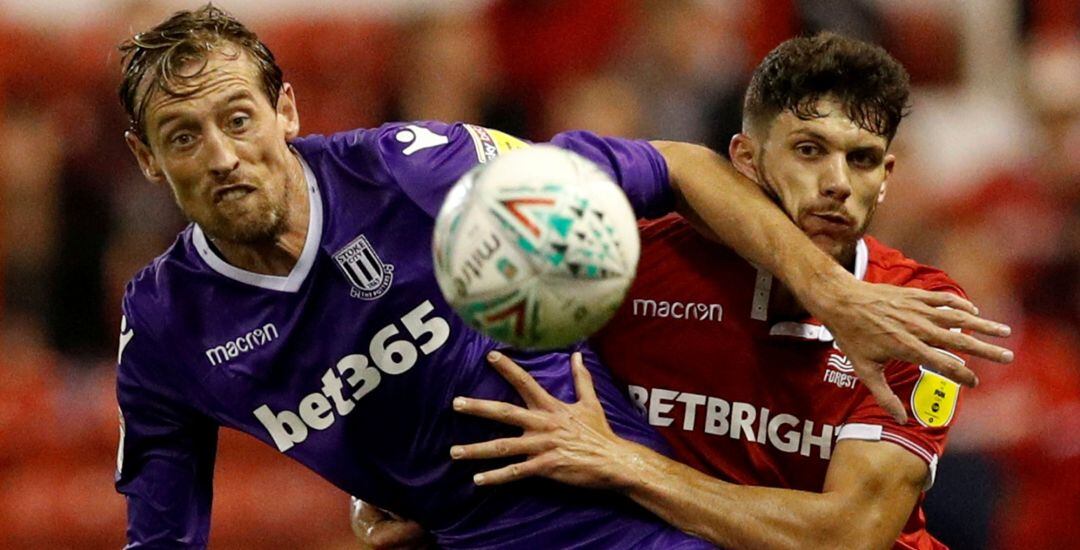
432, 145, 641, 350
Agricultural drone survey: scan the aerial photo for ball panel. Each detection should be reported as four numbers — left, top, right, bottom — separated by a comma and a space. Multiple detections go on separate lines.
434, 174, 536, 308
530, 275, 632, 349
432, 145, 641, 350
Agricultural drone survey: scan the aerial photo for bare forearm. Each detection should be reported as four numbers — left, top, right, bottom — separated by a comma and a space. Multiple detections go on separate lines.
615, 442, 894, 550
652, 141, 849, 314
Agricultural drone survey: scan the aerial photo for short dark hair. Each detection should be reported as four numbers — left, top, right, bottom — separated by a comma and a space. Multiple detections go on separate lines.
743, 32, 911, 142
118, 3, 283, 142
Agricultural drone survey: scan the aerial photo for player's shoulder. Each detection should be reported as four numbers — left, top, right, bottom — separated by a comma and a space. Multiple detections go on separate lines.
862, 236, 966, 296
118, 228, 207, 380
638, 214, 738, 256
122, 226, 201, 330
291, 120, 488, 182
292, 121, 475, 160
637, 213, 700, 242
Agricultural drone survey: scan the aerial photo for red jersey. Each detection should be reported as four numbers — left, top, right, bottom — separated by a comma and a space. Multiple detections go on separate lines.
594, 215, 964, 550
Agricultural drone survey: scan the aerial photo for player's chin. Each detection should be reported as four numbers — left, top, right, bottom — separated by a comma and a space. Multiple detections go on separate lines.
208, 208, 285, 244
808, 233, 853, 261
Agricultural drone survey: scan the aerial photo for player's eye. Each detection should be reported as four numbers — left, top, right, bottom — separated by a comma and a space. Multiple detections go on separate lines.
228, 114, 250, 131
794, 143, 822, 158
170, 132, 195, 148
848, 150, 881, 169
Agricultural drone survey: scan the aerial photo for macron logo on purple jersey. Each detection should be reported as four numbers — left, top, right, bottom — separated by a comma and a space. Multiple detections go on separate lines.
205, 324, 279, 366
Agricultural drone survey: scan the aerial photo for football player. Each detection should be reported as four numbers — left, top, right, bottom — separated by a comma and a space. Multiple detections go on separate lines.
446, 33, 991, 549
113, 6, 1009, 548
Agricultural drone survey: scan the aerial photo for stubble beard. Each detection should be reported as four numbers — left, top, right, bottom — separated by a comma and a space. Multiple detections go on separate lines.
190, 180, 291, 246
755, 153, 875, 270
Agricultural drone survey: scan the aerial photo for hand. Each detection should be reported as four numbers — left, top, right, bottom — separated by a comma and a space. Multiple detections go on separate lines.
806, 274, 1014, 423
350, 497, 433, 550
450, 351, 640, 489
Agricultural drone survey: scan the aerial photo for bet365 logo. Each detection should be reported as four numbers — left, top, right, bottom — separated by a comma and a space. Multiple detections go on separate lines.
253, 300, 450, 452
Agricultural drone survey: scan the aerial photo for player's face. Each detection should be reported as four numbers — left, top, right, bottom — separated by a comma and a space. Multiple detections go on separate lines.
734, 97, 895, 265
125, 47, 300, 245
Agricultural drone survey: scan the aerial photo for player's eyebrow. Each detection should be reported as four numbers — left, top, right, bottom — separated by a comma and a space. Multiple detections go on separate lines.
155, 112, 180, 130
224, 90, 256, 104
790, 128, 884, 156
850, 144, 886, 160
789, 129, 834, 146
154, 90, 256, 132
154, 110, 189, 136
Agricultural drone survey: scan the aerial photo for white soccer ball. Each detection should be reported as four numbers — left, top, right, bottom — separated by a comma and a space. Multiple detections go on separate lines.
432, 145, 641, 350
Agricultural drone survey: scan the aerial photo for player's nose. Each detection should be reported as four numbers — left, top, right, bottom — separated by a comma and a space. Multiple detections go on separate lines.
819, 154, 852, 202
204, 127, 239, 179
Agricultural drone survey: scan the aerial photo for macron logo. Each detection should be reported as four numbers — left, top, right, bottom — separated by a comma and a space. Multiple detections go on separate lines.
205, 324, 279, 366
396, 125, 449, 156
632, 299, 723, 322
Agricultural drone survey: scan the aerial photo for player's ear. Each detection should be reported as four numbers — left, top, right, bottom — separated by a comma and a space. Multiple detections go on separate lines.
728, 133, 758, 182
125, 131, 166, 186
276, 83, 300, 140
879, 153, 896, 204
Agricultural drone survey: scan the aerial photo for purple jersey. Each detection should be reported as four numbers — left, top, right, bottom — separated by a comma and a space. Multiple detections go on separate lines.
115, 121, 713, 549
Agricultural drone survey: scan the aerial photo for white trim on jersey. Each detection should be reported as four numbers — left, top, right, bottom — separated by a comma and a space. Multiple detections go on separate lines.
751, 267, 772, 321
192, 152, 323, 293
769, 322, 833, 341
837, 422, 939, 490
853, 238, 868, 281
765, 238, 868, 340
836, 422, 883, 441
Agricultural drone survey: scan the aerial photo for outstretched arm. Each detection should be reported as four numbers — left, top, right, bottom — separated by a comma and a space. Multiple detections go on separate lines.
617, 437, 924, 549
453, 352, 927, 549
653, 141, 1011, 421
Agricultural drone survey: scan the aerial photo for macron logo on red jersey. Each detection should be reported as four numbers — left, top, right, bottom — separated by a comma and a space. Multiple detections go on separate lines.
632, 299, 723, 322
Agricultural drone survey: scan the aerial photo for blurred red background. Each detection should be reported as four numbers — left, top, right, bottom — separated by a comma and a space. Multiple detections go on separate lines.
1, 1, 1077, 548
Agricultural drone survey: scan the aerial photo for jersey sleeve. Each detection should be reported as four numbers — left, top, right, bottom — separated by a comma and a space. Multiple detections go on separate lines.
361, 121, 674, 219
837, 315, 966, 490
547, 130, 674, 219
115, 298, 219, 549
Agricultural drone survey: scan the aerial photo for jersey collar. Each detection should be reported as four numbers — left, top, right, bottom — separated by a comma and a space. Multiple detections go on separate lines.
764, 238, 868, 342
192, 152, 323, 293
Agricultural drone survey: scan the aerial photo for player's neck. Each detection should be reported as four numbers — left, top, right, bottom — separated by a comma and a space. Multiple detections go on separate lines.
769, 249, 856, 321
211, 154, 310, 277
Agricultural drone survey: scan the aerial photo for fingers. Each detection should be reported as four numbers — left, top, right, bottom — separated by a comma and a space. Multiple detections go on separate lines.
569, 352, 600, 407
922, 325, 1014, 365
451, 435, 551, 460
352, 499, 429, 550
452, 396, 546, 429
367, 518, 429, 549
913, 289, 978, 316
899, 337, 978, 387
904, 301, 1014, 366
927, 306, 1011, 339
472, 457, 550, 486
881, 330, 984, 386
487, 351, 558, 408
851, 359, 908, 424
351, 496, 390, 526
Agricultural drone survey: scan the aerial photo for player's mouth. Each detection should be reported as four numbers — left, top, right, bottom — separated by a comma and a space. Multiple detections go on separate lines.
804, 211, 854, 234
213, 184, 257, 204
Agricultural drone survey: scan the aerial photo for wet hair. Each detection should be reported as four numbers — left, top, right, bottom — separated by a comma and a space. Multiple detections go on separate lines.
118, 3, 283, 142
743, 32, 911, 142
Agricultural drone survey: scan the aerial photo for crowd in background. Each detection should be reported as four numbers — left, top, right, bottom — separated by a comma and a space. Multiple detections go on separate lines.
0, 0, 1076, 548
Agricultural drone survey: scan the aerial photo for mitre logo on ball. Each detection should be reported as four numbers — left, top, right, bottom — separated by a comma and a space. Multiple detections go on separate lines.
432, 145, 641, 349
